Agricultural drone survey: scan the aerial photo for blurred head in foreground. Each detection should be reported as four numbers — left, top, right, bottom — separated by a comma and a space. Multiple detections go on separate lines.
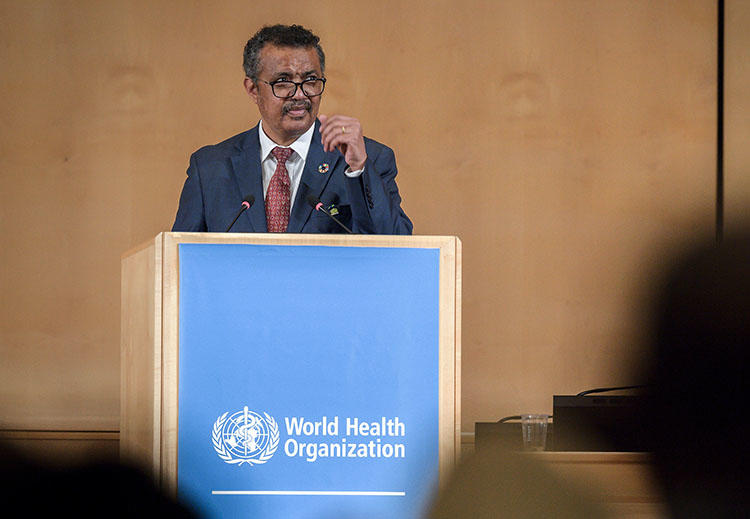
0, 444, 198, 518
636, 229, 750, 517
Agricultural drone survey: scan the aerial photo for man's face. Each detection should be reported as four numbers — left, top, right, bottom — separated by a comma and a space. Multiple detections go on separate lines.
245, 44, 323, 146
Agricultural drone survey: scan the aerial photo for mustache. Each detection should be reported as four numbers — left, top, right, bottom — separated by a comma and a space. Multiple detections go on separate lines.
282, 99, 312, 114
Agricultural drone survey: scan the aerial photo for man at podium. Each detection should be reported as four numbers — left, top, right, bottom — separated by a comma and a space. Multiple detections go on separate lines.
172, 24, 412, 235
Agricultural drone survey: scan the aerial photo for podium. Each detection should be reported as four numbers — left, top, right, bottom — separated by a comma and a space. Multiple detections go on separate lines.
121, 232, 461, 518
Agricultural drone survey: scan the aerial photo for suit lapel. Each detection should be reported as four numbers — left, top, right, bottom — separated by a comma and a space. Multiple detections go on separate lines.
288, 122, 341, 232
230, 125, 267, 232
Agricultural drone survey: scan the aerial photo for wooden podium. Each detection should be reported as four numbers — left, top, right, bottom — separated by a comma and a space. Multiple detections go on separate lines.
121, 232, 461, 518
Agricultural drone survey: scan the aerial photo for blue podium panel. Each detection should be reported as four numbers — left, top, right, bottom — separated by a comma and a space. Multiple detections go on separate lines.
178, 243, 440, 519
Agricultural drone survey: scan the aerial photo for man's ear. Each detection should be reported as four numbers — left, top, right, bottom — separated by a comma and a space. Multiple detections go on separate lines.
244, 77, 259, 104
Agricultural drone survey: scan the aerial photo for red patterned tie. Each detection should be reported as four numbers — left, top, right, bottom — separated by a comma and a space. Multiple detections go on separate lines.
266, 146, 294, 232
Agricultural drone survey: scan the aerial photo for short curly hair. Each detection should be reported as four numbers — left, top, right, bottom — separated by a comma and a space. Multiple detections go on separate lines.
243, 24, 325, 81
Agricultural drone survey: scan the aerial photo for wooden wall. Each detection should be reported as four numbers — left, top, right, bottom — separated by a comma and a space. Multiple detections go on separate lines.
1, 1, 745, 459
726, 0, 750, 231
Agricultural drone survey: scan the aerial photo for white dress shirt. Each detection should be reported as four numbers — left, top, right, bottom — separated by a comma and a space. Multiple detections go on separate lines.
258, 120, 363, 211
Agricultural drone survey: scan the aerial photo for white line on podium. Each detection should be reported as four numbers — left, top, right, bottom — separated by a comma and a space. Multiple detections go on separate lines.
211, 490, 406, 496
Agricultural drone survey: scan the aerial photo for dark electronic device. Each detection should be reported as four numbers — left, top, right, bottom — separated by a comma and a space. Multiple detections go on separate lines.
552, 393, 647, 451
475, 386, 649, 453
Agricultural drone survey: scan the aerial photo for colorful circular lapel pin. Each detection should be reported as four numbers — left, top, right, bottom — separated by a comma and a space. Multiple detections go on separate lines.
318, 163, 330, 174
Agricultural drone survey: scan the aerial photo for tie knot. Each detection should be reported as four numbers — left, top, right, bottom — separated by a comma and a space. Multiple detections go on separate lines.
271, 146, 294, 165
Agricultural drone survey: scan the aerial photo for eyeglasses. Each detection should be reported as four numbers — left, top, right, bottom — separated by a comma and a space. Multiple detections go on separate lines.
261, 78, 326, 98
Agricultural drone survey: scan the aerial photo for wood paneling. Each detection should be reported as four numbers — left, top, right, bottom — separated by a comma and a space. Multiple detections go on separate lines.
0, 1, 717, 438
725, 0, 750, 230
120, 236, 162, 475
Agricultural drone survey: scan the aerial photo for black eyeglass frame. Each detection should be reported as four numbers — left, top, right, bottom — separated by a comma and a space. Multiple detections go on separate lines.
260, 77, 327, 99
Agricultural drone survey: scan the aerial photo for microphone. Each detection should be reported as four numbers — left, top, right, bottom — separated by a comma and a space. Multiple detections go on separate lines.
225, 194, 255, 232
306, 195, 353, 234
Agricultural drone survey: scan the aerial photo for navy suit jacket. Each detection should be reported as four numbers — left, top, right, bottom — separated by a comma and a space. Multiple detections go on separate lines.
172, 121, 412, 234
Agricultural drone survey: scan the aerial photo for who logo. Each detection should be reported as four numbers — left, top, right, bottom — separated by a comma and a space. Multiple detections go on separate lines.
211, 407, 279, 466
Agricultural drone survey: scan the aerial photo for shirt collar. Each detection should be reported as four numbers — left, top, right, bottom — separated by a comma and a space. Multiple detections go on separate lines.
258, 120, 315, 162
